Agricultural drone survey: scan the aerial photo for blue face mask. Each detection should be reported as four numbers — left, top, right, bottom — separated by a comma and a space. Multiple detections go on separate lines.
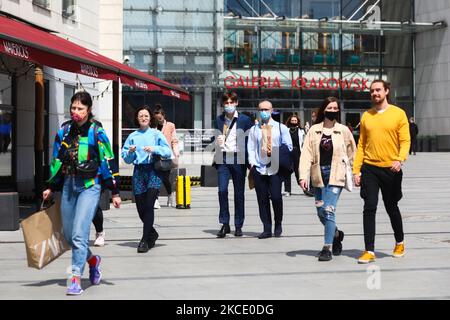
224, 105, 236, 114
259, 110, 271, 122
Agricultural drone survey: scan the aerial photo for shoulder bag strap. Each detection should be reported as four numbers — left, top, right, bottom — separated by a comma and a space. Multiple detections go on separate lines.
224, 116, 237, 142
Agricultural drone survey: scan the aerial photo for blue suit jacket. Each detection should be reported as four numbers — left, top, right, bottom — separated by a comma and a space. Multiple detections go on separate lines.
213, 112, 253, 166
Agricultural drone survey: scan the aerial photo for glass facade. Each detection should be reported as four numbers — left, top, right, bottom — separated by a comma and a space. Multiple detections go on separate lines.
123, 0, 223, 129
222, 0, 415, 127
123, 0, 416, 130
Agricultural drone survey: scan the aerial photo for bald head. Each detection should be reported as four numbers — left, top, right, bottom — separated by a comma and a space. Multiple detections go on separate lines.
258, 100, 272, 111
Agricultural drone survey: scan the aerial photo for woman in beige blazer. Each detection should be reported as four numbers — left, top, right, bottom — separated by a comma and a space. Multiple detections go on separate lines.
154, 105, 179, 208
299, 97, 356, 262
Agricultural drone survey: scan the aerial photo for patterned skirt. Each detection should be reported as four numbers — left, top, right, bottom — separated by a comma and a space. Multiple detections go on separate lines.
132, 164, 162, 195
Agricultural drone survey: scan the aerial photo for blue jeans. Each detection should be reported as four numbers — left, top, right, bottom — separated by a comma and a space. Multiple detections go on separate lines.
61, 176, 101, 276
314, 166, 343, 245
217, 155, 246, 228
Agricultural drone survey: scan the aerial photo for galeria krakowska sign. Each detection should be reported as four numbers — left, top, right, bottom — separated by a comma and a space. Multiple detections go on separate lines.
224, 76, 370, 91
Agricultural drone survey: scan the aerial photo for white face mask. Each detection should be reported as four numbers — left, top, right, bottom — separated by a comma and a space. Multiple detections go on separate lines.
224, 104, 237, 114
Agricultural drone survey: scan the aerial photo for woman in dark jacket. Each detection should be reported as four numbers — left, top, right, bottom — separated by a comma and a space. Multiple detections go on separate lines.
283, 115, 306, 196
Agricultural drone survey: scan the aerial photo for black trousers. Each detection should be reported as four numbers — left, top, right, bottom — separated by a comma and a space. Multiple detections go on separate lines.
252, 169, 283, 233
284, 147, 300, 193
360, 164, 404, 252
92, 207, 103, 233
135, 188, 159, 240
410, 138, 417, 154
160, 170, 172, 195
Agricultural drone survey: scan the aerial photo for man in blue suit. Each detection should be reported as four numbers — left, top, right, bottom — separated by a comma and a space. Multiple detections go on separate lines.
213, 91, 253, 238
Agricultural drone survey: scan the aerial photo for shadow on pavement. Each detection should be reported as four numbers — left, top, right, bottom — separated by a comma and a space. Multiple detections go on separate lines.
286, 249, 391, 259
340, 249, 391, 259
22, 278, 67, 287
203, 229, 263, 238
22, 278, 115, 288
286, 250, 318, 257
116, 241, 166, 249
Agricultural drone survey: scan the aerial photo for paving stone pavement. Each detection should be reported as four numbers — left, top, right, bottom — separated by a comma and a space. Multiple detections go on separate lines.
1, 153, 450, 300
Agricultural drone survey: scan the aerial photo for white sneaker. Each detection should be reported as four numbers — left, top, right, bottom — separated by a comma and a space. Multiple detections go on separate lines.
154, 199, 161, 209
167, 193, 176, 207
94, 231, 105, 247
282, 192, 291, 197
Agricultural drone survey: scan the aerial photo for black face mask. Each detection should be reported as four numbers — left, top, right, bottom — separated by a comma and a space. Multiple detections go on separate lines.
288, 123, 298, 128
324, 111, 339, 121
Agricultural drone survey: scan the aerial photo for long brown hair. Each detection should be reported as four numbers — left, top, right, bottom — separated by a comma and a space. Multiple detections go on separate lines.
315, 97, 341, 125
285, 114, 302, 128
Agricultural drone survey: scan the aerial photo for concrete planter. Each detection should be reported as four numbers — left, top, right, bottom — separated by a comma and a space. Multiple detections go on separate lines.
0, 192, 19, 231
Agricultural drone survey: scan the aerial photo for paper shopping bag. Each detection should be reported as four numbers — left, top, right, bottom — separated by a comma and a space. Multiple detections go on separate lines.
20, 199, 70, 269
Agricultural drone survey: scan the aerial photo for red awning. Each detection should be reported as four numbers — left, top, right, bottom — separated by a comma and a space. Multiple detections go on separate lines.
0, 15, 190, 101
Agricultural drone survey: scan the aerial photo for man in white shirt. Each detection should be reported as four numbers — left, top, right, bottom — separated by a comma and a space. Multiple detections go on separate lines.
247, 100, 293, 239
213, 92, 253, 238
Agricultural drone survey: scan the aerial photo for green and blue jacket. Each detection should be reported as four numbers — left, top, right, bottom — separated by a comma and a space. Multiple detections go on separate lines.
47, 120, 120, 195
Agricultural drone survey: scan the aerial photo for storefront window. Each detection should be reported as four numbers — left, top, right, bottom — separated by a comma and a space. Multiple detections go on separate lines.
0, 73, 13, 188
384, 35, 413, 67
301, 0, 340, 19
260, 0, 300, 18
382, 67, 414, 116
225, 0, 259, 17
64, 84, 75, 119
122, 89, 193, 142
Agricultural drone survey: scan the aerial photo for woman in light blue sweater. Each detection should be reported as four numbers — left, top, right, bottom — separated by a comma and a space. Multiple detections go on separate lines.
121, 105, 171, 253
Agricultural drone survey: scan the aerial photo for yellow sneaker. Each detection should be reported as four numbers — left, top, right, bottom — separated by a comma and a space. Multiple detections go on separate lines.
358, 251, 376, 264
393, 243, 405, 258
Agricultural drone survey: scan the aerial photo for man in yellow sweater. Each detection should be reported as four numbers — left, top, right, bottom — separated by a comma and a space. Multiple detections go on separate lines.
353, 79, 411, 264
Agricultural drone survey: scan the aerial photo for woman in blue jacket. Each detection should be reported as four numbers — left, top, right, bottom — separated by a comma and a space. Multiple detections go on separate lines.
121, 106, 171, 253
43, 91, 121, 295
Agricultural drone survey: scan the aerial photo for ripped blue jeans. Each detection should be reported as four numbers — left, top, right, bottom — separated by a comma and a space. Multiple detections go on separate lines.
314, 165, 343, 245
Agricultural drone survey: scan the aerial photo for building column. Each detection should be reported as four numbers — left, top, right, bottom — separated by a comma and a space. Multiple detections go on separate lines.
203, 74, 212, 129
194, 92, 203, 129
112, 80, 120, 159
34, 65, 44, 205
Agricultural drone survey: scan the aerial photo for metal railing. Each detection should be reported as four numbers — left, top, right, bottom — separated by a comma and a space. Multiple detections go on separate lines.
122, 128, 216, 153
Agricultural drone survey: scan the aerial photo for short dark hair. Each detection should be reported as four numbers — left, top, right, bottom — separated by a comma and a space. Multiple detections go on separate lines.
71, 91, 94, 119
71, 91, 92, 108
315, 96, 341, 125
134, 105, 155, 128
222, 91, 238, 104
370, 79, 391, 102
370, 79, 391, 91
154, 103, 165, 116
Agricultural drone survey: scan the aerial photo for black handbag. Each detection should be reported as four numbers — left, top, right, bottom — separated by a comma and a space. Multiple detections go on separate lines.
154, 156, 175, 171
76, 160, 99, 179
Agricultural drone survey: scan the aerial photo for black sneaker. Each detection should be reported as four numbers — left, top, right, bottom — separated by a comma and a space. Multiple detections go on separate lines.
148, 228, 159, 249
318, 246, 332, 261
137, 239, 149, 253
216, 224, 231, 238
332, 230, 344, 256
274, 225, 282, 237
